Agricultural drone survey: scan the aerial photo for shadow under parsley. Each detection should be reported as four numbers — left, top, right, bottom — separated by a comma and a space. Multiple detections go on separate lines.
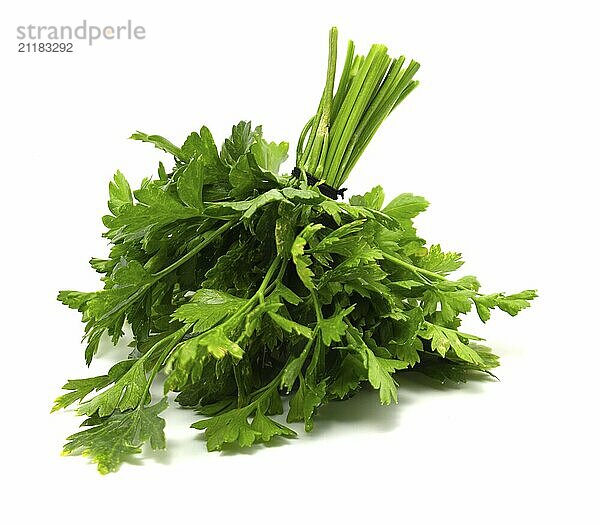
309, 370, 495, 435
139, 370, 496, 464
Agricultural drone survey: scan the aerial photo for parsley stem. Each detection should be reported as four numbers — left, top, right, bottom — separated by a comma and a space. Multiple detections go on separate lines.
98, 220, 236, 323
383, 252, 486, 296
220, 256, 281, 331
153, 219, 236, 279
233, 364, 247, 408
296, 116, 314, 162
243, 362, 290, 411
305, 338, 322, 379
297, 29, 419, 189
141, 326, 188, 405
382, 251, 448, 282
310, 290, 323, 323
299, 28, 337, 177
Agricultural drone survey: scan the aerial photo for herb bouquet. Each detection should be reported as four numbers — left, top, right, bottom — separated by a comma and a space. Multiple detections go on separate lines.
55, 28, 536, 473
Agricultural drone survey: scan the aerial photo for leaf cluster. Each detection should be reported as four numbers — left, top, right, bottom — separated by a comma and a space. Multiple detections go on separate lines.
55, 121, 535, 473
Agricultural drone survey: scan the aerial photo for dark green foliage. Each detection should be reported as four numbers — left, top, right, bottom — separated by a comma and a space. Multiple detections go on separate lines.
55, 121, 535, 472
54, 29, 535, 473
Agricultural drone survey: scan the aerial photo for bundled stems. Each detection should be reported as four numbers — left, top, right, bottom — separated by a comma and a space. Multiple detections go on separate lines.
296, 27, 420, 190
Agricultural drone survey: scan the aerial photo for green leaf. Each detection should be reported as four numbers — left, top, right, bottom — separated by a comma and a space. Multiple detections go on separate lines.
383, 193, 429, 220
473, 295, 495, 322
423, 289, 473, 322
291, 224, 323, 291
417, 244, 464, 275
192, 409, 258, 451
346, 326, 407, 404
76, 359, 148, 417
366, 355, 408, 404
424, 323, 451, 357
389, 279, 424, 290
497, 290, 538, 316
173, 289, 246, 334
251, 138, 289, 174
251, 408, 296, 442
52, 375, 113, 412
318, 306, 354, 346
63, 398, 168, 474
281, 187, 324, 203
57, 290, 95, 311
111, 259, 151, 287
329, 355, 365, 399
108, 170, 132, 215
221, 121, 261, 167
109, 183, 198, 241
270, 282, 302, 306
51, 359, 136, 412
421, 323, 484, 365
242, 189, 286, 220
397, 307, 424, 342
280, 354, 308, 393
447, 335, 482, 364
163, 338, 206, 392
392, 339, 422, 366
198, 328, 244, 360
209, 189, 288, 220
181, 127, 228, 178
473, 289, 537, 322
349, 185, 385, 210
177, 157, 204, 209
339, 203, 399, 230
268, 312, 312, 339
287, 375, 326, 432
312, 219, 367, 256
243, 302, 281, 338
228, 152, 269, 199
319, 200, 343, 224
456, 275, 481, 291
130, 131, 183, 159
416, 358, 471, 384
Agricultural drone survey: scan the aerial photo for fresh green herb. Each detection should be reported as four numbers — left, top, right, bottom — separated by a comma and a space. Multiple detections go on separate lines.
54, 28, 535, 473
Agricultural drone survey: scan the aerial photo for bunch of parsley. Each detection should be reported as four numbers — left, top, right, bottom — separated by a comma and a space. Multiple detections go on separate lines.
55, 28, 535, 474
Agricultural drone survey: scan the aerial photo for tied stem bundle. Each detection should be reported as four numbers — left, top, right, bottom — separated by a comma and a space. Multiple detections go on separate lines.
296, 27, 419, 188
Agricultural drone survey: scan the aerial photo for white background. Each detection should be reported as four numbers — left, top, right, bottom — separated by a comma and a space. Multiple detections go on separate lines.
1, 1, 598, 523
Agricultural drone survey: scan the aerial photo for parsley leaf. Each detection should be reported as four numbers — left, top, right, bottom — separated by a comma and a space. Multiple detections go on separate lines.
63, 398, 168, 474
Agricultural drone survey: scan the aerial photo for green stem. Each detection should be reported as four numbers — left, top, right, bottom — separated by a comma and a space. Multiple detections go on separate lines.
297, 28, 419, 190
296, 116, 315, 162
141, 325, 189, 404
383, 251, 484, 296
285, 337, 315, 392
310, 289, 323, 323
305, 338, 322, 379
324, 44, 383, 186
99, 220, 235, 322
423, 321, 484, 341
243, 363, 290, 412
233, 364, 247, 408
224, 256, 281, 329
299, 27, 338, 176
382, 251, 447, 282
331, 40, 355, 121
153, 220, 235, 279
340, 66, 419, 182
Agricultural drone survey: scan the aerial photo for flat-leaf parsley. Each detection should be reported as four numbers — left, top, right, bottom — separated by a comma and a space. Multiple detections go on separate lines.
54, 28, 535, 473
